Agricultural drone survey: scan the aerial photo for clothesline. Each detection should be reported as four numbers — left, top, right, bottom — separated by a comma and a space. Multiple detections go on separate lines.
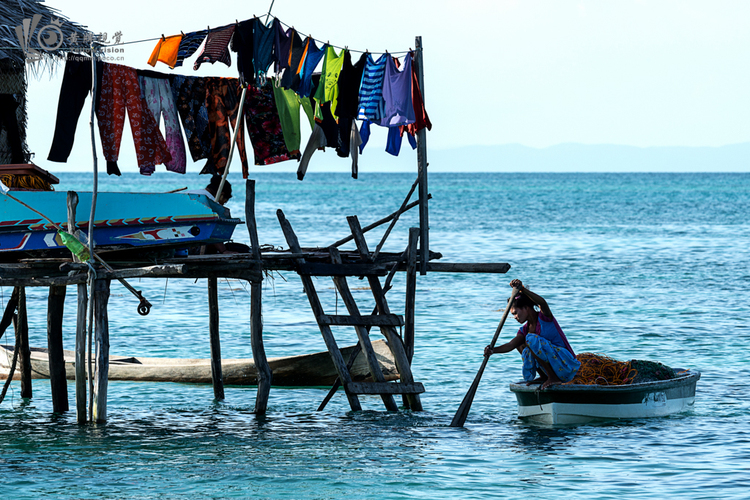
138, 15, 411, 61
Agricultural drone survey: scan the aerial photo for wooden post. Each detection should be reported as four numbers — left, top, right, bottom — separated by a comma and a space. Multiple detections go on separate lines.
92, 279, 110, 423
47, 285, 69, 413
207, 277, 225, 400
415, 36, 429, 276
15, 286, 31, 399
246, 180, 272, 414
68, 191, 87, 423
75, 284, 87, 423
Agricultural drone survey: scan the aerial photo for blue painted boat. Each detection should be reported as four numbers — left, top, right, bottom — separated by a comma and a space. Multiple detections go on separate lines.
0, 191, 241, 256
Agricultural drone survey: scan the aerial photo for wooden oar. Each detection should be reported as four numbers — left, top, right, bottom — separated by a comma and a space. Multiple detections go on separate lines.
450, 287, 520, 427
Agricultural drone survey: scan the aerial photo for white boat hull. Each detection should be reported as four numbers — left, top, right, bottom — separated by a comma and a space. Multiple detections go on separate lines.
510, 369, 700, 424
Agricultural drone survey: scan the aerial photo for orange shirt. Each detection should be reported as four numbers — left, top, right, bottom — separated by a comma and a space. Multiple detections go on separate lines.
147, 34, 183, 69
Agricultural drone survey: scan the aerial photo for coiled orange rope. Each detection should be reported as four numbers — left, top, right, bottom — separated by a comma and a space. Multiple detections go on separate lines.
566, 352, 638, 386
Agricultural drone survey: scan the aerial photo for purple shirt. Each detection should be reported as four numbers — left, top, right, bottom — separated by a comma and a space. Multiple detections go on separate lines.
517, 311, 575, 355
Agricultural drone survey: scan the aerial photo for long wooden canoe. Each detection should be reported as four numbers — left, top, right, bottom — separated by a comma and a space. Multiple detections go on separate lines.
0, 340, 398, 387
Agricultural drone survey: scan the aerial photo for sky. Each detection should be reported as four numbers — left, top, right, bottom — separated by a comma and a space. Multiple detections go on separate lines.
19, 0, 750, 175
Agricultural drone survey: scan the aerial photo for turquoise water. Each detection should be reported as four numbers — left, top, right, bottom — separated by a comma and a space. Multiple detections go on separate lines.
1, 172, 749, 499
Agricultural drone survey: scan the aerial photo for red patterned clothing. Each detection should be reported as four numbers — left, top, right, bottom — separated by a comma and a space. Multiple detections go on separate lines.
96, 63, 171, 175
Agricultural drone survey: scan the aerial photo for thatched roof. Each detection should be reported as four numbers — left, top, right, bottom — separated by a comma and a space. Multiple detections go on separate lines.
0, 0, 94, 73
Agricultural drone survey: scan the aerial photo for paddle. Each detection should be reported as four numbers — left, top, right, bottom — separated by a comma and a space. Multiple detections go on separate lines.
450, 287, 520, 427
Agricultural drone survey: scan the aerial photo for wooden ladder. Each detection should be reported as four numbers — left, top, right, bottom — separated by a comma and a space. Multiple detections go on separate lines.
277, 210, 424, 412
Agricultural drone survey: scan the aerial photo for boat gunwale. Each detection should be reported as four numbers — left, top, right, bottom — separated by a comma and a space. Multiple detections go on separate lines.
509, 369, 701, 394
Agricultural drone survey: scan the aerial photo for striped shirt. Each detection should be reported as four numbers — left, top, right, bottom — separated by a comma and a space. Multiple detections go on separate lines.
357, 53, 387, 121
194, 25, 235, 70
174, 30, 207, 68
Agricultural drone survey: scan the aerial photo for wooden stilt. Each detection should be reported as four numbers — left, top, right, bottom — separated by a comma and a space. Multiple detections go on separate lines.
246, 180, 271, 414
329, 247, 399, 411
75, 284, 87, 423
15, 286, 31, 399
404, 227, 419, 363
47, 285, 68, 413
67, 191, 87, 423
346, 216, 423, 411
207, 277, 225, 400
92, 279, 110, 423
277, 209, 362, 411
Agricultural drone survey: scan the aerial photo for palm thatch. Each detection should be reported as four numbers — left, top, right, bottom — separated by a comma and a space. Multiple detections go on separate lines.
0, 1, 95, 164
0, 0, 94, 71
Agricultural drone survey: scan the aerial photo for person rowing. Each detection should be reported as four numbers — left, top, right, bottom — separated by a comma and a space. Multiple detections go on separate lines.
484, 279, 581, 390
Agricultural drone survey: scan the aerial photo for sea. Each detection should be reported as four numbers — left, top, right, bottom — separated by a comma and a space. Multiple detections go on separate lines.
1, 171, 748, 499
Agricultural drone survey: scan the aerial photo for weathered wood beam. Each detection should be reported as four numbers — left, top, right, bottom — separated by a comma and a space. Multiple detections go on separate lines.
207, 277, 224, 401
345, 382, 425, 395
47, 285, 68, 413
296, 262, 388, 277
330, 195, 432, 248
318, 314, 404, 327
371, 176, 419, 262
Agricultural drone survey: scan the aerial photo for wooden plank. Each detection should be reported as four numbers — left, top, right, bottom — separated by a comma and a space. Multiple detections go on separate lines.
276, 210, 361, 411
296, 262, 388, 276
92, 279, 110, 423
346, 382, 425, 395
424, 262, 511, 274
75, 283, 87, 423
329, 247, 398, 412
47, 285, 68, 413
346, 216, 423, 411
15, 287, 31, 399
247, 180, 271, 414
318, 314, 404, 327
207, 277, 224, 400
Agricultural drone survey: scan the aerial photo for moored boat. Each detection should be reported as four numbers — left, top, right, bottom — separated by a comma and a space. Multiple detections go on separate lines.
0, 339, 398, 387
509, 368, 700, 424
0, 190, 241, 258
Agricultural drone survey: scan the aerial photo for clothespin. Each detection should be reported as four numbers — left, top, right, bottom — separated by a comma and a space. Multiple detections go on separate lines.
161, 34, 166, 41
180, 31, 185, 36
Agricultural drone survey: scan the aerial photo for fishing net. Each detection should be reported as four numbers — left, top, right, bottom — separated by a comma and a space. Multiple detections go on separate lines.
566, 352, 676, 386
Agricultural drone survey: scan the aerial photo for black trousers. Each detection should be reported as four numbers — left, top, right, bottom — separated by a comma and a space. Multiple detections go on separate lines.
47, 53, 104, 166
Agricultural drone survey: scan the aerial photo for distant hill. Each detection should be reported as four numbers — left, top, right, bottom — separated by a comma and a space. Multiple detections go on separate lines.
427, 142, 750, 172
